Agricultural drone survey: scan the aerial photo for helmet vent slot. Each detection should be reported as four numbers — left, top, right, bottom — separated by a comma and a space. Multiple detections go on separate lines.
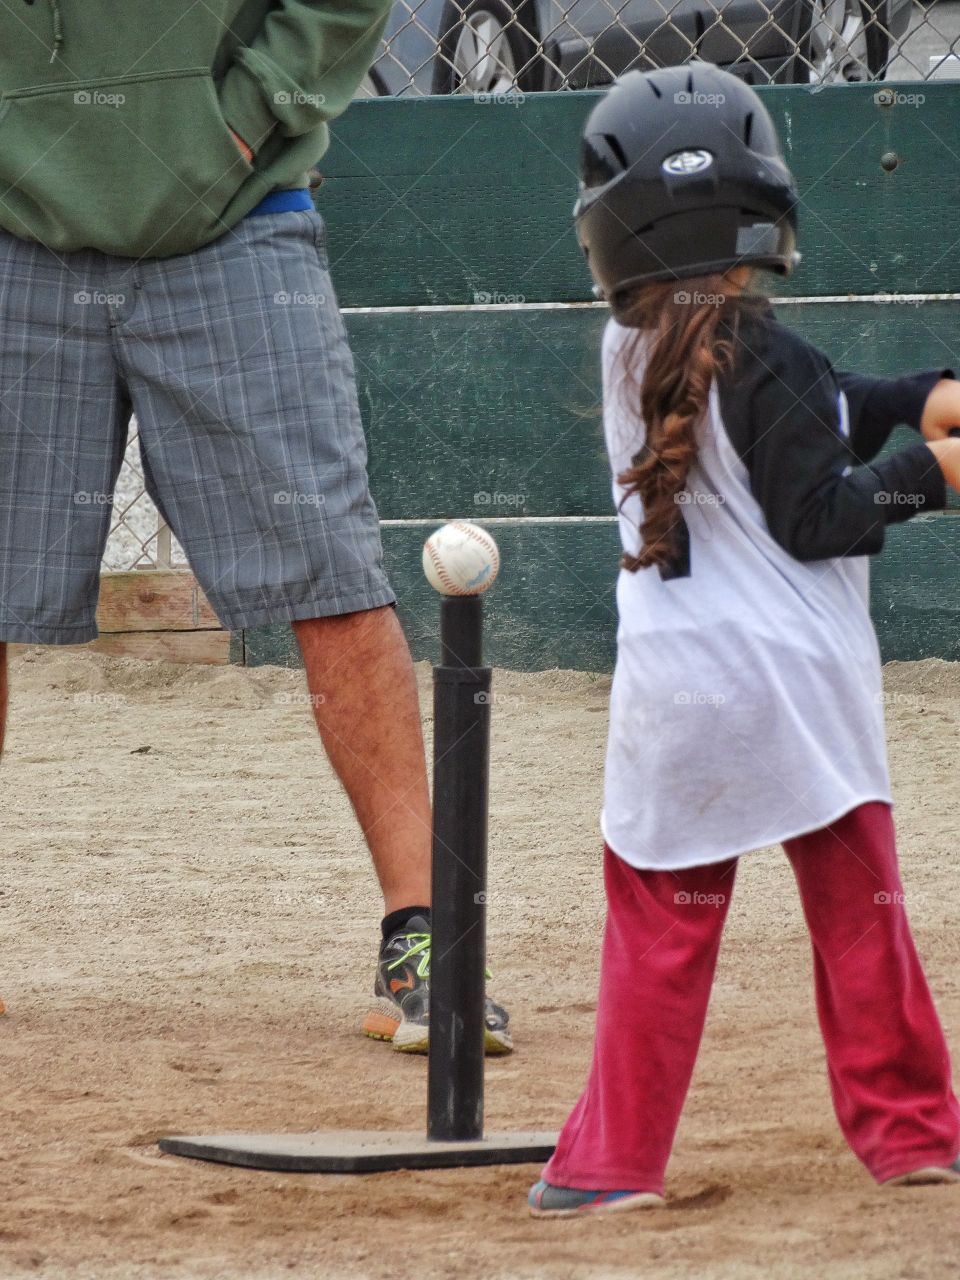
604, 133, 629, 171
743, 112, 754, 147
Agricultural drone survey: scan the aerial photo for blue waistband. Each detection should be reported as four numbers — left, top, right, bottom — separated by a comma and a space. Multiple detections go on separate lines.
246, 188, 313, 217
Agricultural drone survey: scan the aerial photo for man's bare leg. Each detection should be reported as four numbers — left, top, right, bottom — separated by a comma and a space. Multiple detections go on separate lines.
292, 608, 431, 914
0, 642, 7, 758
292, 610, 515, 1054
1, 644, 7, 1012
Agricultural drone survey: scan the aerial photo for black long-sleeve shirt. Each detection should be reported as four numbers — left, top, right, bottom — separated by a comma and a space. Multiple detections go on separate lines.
715, 311, 950, 563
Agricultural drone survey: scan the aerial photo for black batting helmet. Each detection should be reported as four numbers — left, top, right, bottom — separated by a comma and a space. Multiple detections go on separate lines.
575, 63, 799, 321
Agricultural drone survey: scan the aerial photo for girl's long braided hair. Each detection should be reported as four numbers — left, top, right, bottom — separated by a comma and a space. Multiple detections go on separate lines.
614, 273, 758, 572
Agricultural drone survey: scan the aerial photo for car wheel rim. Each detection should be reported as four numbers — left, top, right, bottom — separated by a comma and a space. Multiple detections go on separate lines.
452, 11, 518, 94
809, 0, 871, 82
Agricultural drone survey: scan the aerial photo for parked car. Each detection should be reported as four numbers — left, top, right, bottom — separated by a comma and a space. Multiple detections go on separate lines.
360, 0, 913, 95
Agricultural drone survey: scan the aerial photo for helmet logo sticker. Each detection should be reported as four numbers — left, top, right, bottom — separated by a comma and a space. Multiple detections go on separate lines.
661, 149, 714, 176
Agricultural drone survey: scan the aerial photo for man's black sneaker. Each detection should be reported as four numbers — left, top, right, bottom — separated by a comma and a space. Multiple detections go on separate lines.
361, 915, 513, 1055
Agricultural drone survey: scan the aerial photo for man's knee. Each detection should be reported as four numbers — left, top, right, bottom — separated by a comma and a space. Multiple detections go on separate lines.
293, 604, 396, 639
293, 603, 396, 627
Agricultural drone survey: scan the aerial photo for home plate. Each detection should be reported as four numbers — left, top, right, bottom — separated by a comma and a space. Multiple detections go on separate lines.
159, 1130, 557, 1173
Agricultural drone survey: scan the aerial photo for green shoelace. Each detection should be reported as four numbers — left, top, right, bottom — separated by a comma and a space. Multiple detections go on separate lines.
388, 932, 431, 979
387, 932, 492, 981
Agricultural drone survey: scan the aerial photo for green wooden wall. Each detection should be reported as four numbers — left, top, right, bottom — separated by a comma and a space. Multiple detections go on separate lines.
237, 82, 960, 671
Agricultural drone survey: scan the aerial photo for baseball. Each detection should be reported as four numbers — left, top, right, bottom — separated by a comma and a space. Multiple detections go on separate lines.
422, 521, 500, 596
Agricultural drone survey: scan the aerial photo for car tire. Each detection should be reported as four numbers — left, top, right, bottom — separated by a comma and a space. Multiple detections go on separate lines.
798, 0, 891, 83
356, 68, 388, 98
432, 0, 541, 95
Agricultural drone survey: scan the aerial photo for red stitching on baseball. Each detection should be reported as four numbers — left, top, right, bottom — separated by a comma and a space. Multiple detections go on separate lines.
426, 540, 466, 595
451, 522, 500, 576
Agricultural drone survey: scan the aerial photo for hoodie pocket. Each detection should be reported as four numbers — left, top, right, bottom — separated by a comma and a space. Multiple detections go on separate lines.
0, 67, 261, 259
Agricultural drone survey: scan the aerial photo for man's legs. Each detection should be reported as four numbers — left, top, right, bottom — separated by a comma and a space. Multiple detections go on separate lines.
0, 643, 4, 1010
0, 231, 129, 1022
0, 643, 6, 758
292, 608, 431, 914
112, 209, 512, 1051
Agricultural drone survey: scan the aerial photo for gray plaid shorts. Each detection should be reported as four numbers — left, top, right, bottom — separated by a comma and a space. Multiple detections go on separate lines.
0, 209, 395, 643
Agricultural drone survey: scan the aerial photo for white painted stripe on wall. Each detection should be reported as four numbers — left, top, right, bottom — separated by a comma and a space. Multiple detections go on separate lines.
344, 294, 960, 316
380, 516, 617, 527
773, 294, 960, 305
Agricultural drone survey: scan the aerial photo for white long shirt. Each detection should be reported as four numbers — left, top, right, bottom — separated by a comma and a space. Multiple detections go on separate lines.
599, 312, 947, 870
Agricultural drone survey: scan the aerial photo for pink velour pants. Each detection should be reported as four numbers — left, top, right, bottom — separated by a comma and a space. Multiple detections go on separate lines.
543, 802, 960, 1193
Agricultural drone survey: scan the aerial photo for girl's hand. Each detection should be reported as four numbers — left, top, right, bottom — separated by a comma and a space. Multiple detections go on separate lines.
920, 378, 960, 440
926, 438, 960, 491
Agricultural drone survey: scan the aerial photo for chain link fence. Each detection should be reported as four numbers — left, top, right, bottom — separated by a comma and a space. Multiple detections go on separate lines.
106, 432, 182, 570
106, 0, 960, 570
360, 0, 960, 96
107, 425, 185, 570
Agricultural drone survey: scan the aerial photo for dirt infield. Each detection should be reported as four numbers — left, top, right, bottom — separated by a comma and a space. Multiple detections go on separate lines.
1, 647, 959, 1279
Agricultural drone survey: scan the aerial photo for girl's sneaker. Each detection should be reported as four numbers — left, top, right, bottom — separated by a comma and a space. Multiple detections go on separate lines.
528, 1179, 664, 1218
883, 1157, 960, 1186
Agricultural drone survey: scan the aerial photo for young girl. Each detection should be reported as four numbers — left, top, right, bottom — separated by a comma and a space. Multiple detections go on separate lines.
529, 62, 960, 1217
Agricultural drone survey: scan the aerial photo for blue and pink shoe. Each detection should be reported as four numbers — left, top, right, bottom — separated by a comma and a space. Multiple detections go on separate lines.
882, 1156, 960, 1186
528, 1179, 665, 1218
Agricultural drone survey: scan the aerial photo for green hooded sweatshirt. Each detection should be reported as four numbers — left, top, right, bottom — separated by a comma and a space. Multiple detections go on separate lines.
0, 0, 392, 258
